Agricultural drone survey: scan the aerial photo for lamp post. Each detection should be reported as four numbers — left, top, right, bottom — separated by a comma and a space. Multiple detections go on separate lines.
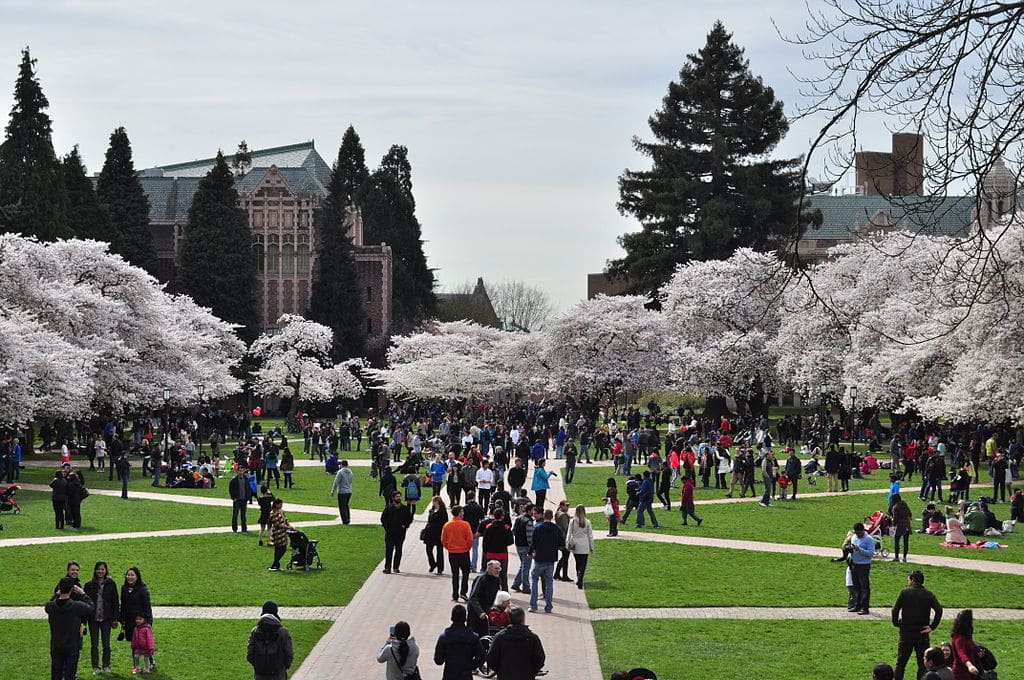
197, 384, 205, 456
162, 387, 171, 452
850, 386, 858, 451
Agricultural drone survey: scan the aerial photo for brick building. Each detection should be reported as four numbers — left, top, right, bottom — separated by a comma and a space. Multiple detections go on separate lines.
138, 141, 392, 338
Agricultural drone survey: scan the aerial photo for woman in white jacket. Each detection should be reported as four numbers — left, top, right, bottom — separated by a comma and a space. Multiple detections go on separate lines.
566, 504, 595, 589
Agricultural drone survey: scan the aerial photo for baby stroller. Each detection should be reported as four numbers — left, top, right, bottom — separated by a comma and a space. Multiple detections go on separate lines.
285, 529, 323, 571
0, 484, 22, 514
864, 510, 891, 559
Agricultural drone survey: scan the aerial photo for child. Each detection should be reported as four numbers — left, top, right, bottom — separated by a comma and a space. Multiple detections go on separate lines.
131, 615, 155, 673
777, 472, 791, 500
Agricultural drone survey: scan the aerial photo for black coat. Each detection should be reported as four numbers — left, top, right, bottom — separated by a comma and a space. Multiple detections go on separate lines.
423, 507, 448, 544
381, 503, 413, 536
84, 577, 119, 623
50, 476, 68, 502
433, 624, 485, 680
120, 583, 152, 641
485, 624, 545, 680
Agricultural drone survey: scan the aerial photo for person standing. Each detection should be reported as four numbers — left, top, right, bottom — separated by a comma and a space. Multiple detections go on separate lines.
330, 460, 354, 525
679, 476, 703, 527
784, 448, 802, 499
230, 467, 252, 533
566, 504, 594, 590
247, 600, 293, 680
563, 438, 577, 484
891, 494, 914, 563
280, 446, 295, 489
825, 445, 840, 493
115, 451, 131, 499
462, 491, 485, 572
423, 496, 449, 576
119, 567, 152, 671
507, 459, 526, 500
442, 505, 474, 602
433, 604, 485, 680
47, 577, 95, 680
759, 450, 778, 507
849, 521, 875, 615
377, 620, 420, 680
891, 570, 943, 680
50, 469, 68, 530
949, 609, 982, 680
480, 508, 514, 591
84, 561, 119, 675
381, 490, 414, 574
530, 459, 555, 510
510, 503, 535, 594
267, 498, 294, 571
634, 470, 660, 529
529, 508, 559, 614
553, 501, 572, 582
476, 460, 495, 510
485, 607, 546, 680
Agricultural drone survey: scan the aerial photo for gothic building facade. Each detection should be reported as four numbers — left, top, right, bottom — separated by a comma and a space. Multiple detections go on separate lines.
138, 141, 392, 338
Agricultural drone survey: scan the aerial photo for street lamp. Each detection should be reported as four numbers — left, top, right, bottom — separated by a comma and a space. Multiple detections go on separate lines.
197, 384, 205, 456
163, 387, 171, 451
850, 386, 858, 451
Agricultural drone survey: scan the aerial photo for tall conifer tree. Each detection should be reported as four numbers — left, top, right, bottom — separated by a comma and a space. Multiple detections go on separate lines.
0, 48, 68, 240
97, 127, 155, 272
177, 151, 259, 343
308, 140, 367, 361
610, 22, 807, 299
61, 147, 115, 242
334, 125, 369, 205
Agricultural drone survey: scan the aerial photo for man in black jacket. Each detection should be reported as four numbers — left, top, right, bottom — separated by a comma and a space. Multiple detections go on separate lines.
433, 604, 485, 680
529, 508, 559, 614
229, 467, 252, 532
462, 492, 486, 571
380, 490, 413, 573
47, 576, 95, 680
891, 570, 943, 680
467, 560, 502, 636
486, 606, 545, 680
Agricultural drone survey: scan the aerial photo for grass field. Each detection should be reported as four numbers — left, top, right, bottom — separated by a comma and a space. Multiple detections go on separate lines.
594, 618, 1021, 680
1, 524, 381, 606
586, 540, 1024, 609
0, 618, 331, 680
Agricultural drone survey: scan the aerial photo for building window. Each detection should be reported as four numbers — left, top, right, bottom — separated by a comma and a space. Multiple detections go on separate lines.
254, 212, 264, 227
266, 244, 280, 274
269, 212, 279, 227
283, 212, 293, 227
281, 244, 295, 275
296, 244, 310, 274
366, 286, 372, 301
252, 243, 264, 273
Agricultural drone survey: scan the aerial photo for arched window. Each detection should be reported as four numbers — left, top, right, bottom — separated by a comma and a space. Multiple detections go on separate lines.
281, 244, 295, 275
266, 244, 280, 274
252, 243, 265, 273
296, 244, 310, 274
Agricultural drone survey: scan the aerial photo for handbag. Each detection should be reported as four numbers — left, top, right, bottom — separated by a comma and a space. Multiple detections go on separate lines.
603, 502, 614, 517
391, 647, 422, 680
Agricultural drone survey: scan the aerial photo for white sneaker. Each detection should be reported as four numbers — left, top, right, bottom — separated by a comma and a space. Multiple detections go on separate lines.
94, 669, 102, 676
103, 667, 112, 673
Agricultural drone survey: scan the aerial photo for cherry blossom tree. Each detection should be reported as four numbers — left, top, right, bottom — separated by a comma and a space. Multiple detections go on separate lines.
250, 314, 364, 417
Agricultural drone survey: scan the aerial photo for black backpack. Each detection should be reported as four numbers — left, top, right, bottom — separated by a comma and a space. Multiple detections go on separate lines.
249, 627, 282, 675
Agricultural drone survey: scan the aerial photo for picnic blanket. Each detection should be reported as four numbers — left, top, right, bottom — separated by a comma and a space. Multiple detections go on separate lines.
940, 541, 1007, 549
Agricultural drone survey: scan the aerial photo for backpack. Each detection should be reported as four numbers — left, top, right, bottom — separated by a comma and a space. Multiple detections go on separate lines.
405, 478, 420, 501
248, 627, 282, 675
976, 644, 998, 671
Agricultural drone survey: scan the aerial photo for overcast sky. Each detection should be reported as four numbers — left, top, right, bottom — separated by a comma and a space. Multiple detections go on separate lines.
0, 1, 893, 311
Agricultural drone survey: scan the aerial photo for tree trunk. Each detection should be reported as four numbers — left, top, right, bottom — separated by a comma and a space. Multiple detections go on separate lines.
701, 396, 732, 420
24, 420, 36, 456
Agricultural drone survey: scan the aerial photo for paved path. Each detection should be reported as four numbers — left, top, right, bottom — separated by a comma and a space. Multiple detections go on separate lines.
291, 465, 602, 680
580, 486, 889, 514
0, 605, 343, 620
590, 606, 1024, 621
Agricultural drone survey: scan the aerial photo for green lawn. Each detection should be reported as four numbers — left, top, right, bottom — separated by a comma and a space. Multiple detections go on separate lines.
594, 618, 1020, 680
0, 524, 381, 606
589, 488, 1022, 562
586, 540, 1024, 609
2, 490, 326, 538
0, 618, 330, 680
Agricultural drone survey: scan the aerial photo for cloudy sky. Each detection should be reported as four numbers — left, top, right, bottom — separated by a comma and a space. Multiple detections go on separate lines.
0, 1, 889, 310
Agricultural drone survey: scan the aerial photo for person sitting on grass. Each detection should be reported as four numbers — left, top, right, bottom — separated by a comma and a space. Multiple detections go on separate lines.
944, 507, 967, 545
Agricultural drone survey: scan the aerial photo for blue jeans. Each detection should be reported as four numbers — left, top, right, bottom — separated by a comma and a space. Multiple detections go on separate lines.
470, 536, 480, 571
580, 443, 591, 463
635, 499, 659, 527
512, 547, 532, 591
761, 476, 774, 505
530, 560, 555, 612
624, 453, 633, 475
555, 444, 564, 459
564, 458, 576, 483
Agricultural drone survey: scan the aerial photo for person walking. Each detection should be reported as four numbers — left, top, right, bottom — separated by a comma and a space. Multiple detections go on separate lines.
330, 460, 354, 525
377, 620, 420, 680
950, 609, 983, 680
230, 467, 252, 533
891, 494, 914, 563
47, 577, 95, 680
84, 561, 119, 675
891, 570, 943, 680
784, 448, 802, 499
530, 459, 555, 510
468, 560, 503, 637
566, 504, 594, 589
510, 503, 534, 594
247, 600, 293, 680
280, 447, 295, 489
485, 607, 546, 680
267, 498, 294, 572
634, 470, 660, 528
442, 505, 475, 601
423, 496, 449, 576
553, 501, 572, 582
115, 451, 131, 499
480, 508, 514, 591
679, 476, 703, 527
529, 508, 559, 614
381, 490, 414, 574
433, 604, 485, 680
849, 521, 875, 615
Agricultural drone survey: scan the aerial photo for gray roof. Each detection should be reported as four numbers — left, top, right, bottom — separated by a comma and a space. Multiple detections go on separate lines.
151, 141, 331, 185
236, 167, 328, 195
138, 176, 202, 221
804, 194, 976, 239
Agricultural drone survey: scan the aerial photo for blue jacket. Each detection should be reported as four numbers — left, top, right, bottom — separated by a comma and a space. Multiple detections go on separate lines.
433, 624, 485, 680
530, 520, 560, 563
639, 477, 654, 502
531, 467, 552, 492
530, 442, 545, 462
850, 532, 875, 565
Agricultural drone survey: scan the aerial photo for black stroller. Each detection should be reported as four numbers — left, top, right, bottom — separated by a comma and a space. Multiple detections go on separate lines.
285, 529, 323, 571
0, 484, 22, 514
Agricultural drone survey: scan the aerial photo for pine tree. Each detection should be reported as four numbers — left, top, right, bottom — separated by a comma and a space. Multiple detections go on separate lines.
177, 151, 259, 343
308, 140, 368, 361
610, 21, 807, 299
334, 125, 369, 205
360, 152, 435, 328
0, 48, 68, 240
96, 127, 155, 272
61, 147, 115, 242
379, 144, 414, 208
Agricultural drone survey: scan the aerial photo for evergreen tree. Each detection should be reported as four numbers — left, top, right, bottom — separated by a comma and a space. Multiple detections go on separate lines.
360, 151, 435, 328
334, 125, 369, 205
96, 127, 155, 272
308, 140, 367, 361
610, 21, 808, 299
61, 146, 114, 242
0, 48, 68, 240
177, 151, 259, 343
379, 144, 414, 208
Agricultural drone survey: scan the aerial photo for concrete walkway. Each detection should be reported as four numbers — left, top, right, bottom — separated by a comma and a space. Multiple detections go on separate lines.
590, 606, 1024, 621
291, 465, 602, 680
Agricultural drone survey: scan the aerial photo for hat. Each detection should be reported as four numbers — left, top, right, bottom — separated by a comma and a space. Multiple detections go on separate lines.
261, 600, 279, 619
